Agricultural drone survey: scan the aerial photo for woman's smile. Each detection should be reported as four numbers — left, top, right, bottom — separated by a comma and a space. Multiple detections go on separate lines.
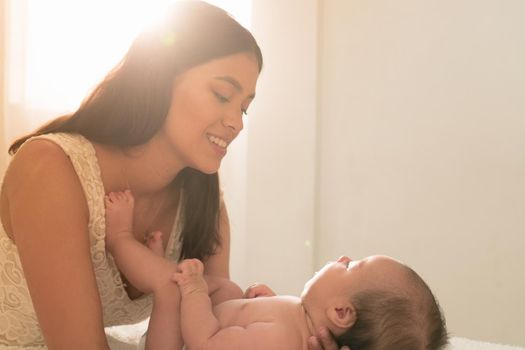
207, 134, 228, 156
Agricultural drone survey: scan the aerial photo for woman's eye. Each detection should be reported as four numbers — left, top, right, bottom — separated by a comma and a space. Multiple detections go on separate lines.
213, 90, 248, 116
213, 91, 230, 103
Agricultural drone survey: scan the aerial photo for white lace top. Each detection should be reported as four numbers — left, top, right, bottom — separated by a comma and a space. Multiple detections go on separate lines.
0, 133, 182, 349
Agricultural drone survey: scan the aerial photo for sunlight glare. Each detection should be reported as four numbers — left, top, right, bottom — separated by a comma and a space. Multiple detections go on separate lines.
23, 0, 251, 121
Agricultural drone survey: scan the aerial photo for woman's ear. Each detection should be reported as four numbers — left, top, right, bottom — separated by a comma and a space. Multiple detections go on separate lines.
327, 301, 357, 330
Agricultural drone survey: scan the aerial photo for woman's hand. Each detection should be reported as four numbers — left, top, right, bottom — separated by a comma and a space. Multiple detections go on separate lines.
307, 327, 350, 350
243, 283, 276, 298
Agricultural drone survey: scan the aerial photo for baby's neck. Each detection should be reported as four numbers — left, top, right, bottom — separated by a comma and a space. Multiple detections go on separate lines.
300, 301, 317, 339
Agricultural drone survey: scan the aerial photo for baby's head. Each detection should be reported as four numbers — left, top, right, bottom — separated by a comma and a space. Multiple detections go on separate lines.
301, 255, 448, 350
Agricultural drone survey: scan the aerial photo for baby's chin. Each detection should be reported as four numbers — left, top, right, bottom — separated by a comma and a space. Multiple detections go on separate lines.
299, 284, 312, 303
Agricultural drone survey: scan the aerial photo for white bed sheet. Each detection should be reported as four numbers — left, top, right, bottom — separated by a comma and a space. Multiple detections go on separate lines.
105, 321, 525, 350
447, 337, 525, 350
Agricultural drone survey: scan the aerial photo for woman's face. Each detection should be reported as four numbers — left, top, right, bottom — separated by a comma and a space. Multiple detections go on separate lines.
161, 52, 260, 174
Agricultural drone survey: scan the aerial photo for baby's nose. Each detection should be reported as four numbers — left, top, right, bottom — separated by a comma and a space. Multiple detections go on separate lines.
337, 256, 351, 265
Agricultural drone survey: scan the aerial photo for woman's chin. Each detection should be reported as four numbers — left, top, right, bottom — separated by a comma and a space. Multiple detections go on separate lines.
191, 164, 220, 175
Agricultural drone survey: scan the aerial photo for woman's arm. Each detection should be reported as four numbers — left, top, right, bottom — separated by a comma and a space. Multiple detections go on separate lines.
5, 140, 109, 349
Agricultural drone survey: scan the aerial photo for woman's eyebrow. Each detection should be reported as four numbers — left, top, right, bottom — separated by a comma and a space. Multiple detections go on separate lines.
214, 76, 256, 99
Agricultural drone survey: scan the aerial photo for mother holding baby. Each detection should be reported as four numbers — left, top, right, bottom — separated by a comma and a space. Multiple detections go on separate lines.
0, 1, 344, 349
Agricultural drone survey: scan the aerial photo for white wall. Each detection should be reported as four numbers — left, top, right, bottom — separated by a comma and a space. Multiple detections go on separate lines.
317, 0, 525, 346
231, 0, 319, 295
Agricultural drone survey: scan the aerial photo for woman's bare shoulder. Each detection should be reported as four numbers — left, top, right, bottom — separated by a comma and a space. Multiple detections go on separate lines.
10, 137, 69, 162
3, 137, 89, 218
5, 138, 78, 188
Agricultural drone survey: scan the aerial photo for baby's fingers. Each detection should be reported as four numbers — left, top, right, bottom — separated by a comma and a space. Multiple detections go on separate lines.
172, 271, 183, 284
179, 259, 204, 275
243, 283, 276, 298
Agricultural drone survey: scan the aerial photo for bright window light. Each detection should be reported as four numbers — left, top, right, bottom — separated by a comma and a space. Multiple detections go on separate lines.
14, 0, 251, 123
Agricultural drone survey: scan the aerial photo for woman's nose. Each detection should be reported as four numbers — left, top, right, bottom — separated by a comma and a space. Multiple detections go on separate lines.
222, 112, 244, 134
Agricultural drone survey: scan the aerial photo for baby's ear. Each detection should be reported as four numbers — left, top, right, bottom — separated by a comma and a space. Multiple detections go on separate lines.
327, 301, 357, 330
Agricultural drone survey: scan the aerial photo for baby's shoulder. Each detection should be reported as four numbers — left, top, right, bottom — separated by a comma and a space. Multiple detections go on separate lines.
251, 297, 308, 346
269, 297, 311, 349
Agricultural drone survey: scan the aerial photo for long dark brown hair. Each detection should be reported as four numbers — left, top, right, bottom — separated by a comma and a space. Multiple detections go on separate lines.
9, 0, 263, 261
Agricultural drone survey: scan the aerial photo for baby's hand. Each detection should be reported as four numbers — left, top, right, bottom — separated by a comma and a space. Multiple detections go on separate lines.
172, 259, 208, 296
243, 283, 276, 299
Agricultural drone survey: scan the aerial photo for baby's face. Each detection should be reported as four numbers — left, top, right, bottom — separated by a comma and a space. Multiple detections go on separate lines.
301, 255, 408, 301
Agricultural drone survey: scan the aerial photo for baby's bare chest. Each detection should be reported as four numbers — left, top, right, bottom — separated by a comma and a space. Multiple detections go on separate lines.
215, 296, 302, 327
213, 296, 309, 349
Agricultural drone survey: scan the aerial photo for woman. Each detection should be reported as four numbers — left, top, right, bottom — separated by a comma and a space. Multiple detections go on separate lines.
0, 1, 340, 349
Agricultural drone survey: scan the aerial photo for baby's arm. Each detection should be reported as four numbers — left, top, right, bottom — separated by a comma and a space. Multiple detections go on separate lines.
105, 191, 246, 350
173, 260, 292, 350
205, 275, 243, 305
105, 191, 183, 350
104, 191, 177, 293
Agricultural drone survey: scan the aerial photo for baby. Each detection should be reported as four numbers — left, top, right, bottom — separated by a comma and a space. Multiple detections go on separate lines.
105, 191, 448, 350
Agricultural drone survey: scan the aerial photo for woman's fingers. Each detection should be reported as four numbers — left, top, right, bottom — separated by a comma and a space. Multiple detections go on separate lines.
318, 327, 339, 350
307, 335, 322, 350
307, 327, 350, 350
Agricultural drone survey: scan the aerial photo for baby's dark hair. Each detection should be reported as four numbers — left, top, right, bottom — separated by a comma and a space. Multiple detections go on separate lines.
335, 267, 448, 350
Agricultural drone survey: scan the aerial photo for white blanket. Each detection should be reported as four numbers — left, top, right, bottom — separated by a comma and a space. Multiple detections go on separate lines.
106, 320, 148, 350
106, 321, 525, 350
447, 337, 525, 350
